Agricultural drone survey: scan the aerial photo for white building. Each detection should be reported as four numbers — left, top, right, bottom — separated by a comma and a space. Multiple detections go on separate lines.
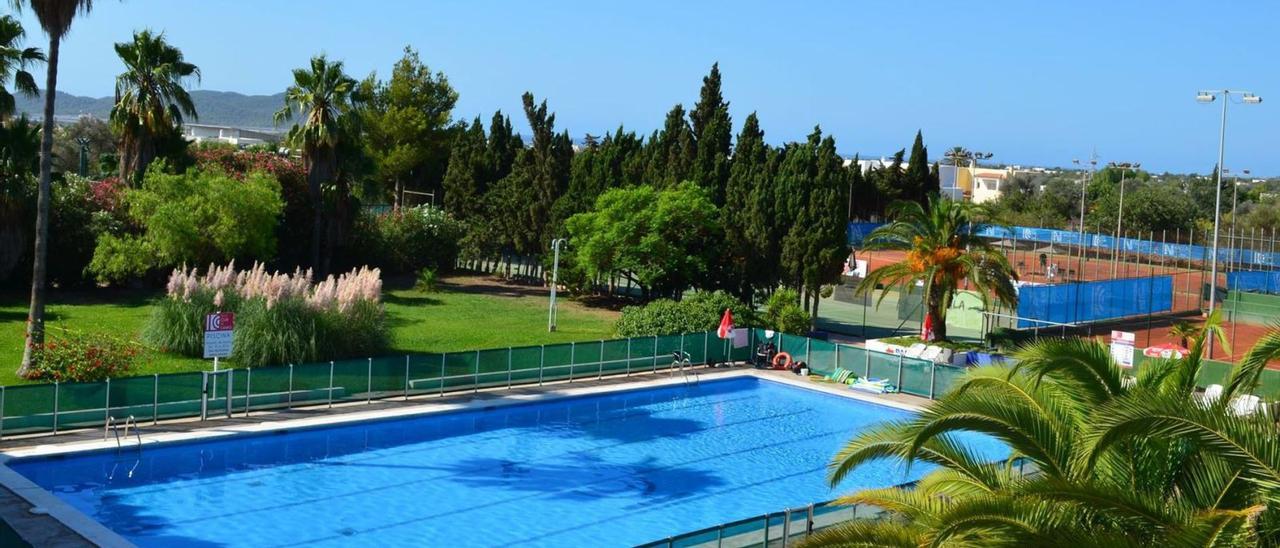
183, 124, 281, 147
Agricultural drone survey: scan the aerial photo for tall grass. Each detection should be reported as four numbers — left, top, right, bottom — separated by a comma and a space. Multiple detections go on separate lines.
143, 262, 388, 367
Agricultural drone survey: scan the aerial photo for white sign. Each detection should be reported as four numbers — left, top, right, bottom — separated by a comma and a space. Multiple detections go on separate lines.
203, 312, 235, 359
1110, 330, 1135, 367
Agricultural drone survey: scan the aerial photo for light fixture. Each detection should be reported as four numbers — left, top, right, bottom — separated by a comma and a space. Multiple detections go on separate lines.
1196, 92, 1216, 103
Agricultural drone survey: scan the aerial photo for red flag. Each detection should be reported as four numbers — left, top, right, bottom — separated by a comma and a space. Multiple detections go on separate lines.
717, 308, 734, 339
922, 314, 935, 342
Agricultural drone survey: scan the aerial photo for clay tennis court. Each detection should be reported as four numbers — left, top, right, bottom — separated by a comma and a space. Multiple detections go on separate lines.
856, 248, 1273, 365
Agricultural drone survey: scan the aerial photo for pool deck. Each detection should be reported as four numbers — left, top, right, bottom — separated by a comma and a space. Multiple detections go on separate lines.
0, 365, 930, 547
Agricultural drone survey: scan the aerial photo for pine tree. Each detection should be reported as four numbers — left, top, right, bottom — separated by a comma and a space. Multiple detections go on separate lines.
486, 110, 521, 181
690, 63, 732, 205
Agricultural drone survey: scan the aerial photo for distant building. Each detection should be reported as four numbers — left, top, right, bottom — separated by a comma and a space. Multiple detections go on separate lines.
182, 123, 281, 147
938, 164, 1016, 203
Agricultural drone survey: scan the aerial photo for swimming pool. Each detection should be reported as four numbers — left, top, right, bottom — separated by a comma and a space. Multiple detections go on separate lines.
7, 376, 1003, 547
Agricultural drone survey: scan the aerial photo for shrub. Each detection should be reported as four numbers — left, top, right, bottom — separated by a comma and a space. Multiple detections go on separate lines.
89, 165, 284, 283
143, 262, 388, 367
615, 291, 757, 337
349, 206, 464, 275
415, 268, 438, 293
25, 332, 140, 382
764, 289, 810, 335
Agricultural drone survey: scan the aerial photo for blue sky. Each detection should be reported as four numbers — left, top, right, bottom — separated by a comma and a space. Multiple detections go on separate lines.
13, 0, 1280, 174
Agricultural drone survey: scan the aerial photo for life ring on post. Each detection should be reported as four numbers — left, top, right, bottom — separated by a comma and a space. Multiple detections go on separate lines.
772, 352, 792, 370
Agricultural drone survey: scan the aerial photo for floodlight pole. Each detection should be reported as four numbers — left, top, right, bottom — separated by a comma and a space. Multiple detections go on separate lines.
1110, 162, 1139, 278
1201, 90, 1260, 320
548, 238, 567, 332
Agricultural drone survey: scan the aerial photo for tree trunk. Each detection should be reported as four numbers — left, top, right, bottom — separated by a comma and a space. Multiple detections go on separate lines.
20, 35, 60, 375
393, 178, 402, 210
811, 288, 821, 333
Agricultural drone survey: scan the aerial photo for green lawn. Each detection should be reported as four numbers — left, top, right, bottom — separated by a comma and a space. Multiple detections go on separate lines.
0, 277, 618, 386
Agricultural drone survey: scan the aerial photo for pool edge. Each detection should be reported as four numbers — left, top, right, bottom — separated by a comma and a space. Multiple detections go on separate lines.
0, 368, 929, 547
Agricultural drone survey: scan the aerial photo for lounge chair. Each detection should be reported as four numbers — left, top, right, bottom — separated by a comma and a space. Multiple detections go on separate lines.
1229, 394, 1261, 416
1201, 384, 1224, 407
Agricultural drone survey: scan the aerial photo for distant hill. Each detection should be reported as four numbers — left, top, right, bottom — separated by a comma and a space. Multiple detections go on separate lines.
14, 90, 288, 129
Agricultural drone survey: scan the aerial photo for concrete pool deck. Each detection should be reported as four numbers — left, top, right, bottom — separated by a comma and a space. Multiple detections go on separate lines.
0, 365, 930, 547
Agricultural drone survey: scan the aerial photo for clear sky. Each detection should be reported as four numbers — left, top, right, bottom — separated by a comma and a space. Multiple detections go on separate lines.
12, 0, 1280, 174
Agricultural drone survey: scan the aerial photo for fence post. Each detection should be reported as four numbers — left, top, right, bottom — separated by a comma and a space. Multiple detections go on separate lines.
781, 508, 791, 548
680, 334, 686, 369
653, 337, 659, 373
245, 368, 253, 416
287, 364, 294, 409
539, 346, 545, 386
507, 347, 514, 389
200, 372, 208, 421
474, 350, 481, 393
404, 355, 411, 401
0, 385, 5, 440
626, 338, 632, 376
53, 381, 59, 434
152, 374, 159, 425
806, 338, 812, 365
806, 504, 815, 535
226, 369, 234, 418
929, 364, 937, 399
864, 350, 871, 377
569, 342, 576, 383
328, 361, 335, 409
367, 358, 373, 404
897, 355, 904, 391
104, 378, 111, 427
598, 340, 604, 380
440, 353, 447, 397
703, 331, 709, 365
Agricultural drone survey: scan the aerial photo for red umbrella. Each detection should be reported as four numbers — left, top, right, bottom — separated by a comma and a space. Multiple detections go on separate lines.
717, 308, 734, 339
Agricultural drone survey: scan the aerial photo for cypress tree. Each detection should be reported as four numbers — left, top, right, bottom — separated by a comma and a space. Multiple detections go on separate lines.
645, 104, 694, 186
690, 63, 732, 205
905, 130, 931, 204
722, 112, 770, 300
441, 116, 488, 220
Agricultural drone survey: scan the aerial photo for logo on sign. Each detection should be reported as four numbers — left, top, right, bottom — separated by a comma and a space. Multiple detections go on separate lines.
206, 312, 234, 332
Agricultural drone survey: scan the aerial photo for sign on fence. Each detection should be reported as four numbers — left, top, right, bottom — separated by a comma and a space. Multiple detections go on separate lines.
203, 312, 235, 359
1110, 330, 1135, 367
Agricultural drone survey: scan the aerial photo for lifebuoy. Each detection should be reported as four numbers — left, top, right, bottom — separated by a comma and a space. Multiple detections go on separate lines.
772, 352, 792, 370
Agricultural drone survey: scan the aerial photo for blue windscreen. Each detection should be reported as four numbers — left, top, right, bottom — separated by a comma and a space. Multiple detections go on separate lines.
1016, 276, 1174, 328
1228, 271, 1280, 294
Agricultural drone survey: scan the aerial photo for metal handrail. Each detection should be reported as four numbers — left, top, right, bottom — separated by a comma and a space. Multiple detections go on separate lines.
104, 415, 143, 452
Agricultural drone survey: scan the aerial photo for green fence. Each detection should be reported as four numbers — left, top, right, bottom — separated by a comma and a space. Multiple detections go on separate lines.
0, 331, 754, 438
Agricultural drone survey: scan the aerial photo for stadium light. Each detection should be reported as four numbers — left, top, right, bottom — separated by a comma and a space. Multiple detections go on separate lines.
1198, 89, 1263, 356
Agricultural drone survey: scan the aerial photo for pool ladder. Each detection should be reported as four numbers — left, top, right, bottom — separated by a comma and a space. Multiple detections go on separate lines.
670, 351, 699, 385
104, 415, 143, 452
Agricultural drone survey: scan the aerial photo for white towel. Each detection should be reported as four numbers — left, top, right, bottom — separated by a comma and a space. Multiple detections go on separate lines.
732, 328, 749, 348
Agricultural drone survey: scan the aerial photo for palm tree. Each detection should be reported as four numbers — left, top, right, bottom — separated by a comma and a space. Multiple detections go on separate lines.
111, 29, 199, 182
0, 14, 43, 121
806, 312, 1280, 546
275, 55, 359, 273
1169, 319, 1202, 349
10, 0, 95, 376
855, 196, 1017, 341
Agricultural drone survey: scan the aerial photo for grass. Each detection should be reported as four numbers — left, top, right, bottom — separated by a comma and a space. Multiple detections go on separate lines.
0, 276, 618, 386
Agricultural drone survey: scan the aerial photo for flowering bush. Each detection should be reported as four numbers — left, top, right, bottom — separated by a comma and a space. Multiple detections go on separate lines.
25, 333, 139, 383
144, 262, 389, 366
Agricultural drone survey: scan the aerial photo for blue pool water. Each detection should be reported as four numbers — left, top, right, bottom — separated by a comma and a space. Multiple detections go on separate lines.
9, 377, 1003, 547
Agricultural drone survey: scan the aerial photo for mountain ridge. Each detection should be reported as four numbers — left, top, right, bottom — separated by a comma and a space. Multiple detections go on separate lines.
15, 89, 288, 129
